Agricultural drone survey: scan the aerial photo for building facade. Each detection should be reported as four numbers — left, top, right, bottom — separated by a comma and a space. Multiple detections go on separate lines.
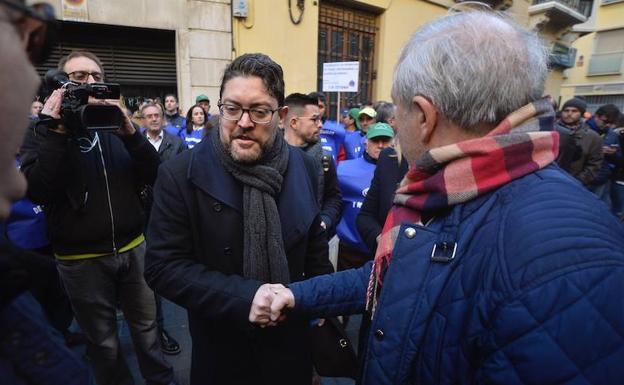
38, 0, 231, 116
38, 0, 591, 116
559, 0, 624, 112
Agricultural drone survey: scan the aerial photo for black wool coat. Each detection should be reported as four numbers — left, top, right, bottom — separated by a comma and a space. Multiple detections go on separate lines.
144, 139, 333, 385
356, 147, 408, 255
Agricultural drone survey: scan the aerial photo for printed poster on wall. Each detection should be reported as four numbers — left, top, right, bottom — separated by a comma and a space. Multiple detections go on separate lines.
62, 0, 89, 22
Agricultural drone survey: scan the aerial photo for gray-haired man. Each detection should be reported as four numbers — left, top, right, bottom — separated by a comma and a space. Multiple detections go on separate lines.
260, 11, 624, 385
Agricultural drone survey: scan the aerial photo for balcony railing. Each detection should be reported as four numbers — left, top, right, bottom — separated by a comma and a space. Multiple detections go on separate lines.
551, 47, 577, 68
532, 0, 592, 17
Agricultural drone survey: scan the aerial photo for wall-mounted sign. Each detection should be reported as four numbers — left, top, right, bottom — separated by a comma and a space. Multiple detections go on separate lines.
62, 0, 89, 22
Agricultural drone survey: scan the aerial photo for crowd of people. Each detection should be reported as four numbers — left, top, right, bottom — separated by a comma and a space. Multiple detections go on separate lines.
2, 1, 624, 385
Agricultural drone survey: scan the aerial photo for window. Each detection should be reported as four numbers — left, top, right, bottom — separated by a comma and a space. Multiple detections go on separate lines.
318, 2, 377, 120
588, 29, 624, 75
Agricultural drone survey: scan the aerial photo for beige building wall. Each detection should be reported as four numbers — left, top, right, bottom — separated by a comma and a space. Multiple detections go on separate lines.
232, 0, 320, 96
43, 0, 232, 114
233, 0, 531, 104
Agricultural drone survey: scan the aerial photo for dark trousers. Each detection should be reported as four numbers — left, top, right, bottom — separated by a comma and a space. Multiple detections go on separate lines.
27, 247, 74, 334
56, 242, 173, 385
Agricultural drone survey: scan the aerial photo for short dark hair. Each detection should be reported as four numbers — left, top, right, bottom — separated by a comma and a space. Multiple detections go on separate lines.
284, 93, 318, 110
220, 53, 285, 106
164, 94, 178, 103
58, 51, 105, 78
375, 102, 396, 124
308, 92, 326, 103
595, 104, 621, 123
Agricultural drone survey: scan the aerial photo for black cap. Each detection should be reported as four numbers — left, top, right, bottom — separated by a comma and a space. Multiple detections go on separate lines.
561, 98, 587, 115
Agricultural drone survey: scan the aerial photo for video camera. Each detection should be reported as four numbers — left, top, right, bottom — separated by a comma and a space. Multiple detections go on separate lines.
44, 69, 123, 131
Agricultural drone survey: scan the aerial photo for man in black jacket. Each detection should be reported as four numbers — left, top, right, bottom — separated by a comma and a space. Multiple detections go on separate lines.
141, 101, 186, 355
145, 53, 334, 385
20, 51, 175, 385
283, 92, 342, 236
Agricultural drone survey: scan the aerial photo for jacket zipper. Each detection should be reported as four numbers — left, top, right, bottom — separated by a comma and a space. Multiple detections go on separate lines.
96, 135, 118, 255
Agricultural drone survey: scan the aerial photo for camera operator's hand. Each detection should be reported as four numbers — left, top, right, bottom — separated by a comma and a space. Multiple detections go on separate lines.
41, 89, 68, 134
98, 99, 135, 137
41, 89, 62, 119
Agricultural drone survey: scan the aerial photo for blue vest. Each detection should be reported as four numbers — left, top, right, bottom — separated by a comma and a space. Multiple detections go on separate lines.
180, 128, 204, 149
336, 156, 376, 253
320, 120, 345, 163
6, 198, 49, 250
164, 124, 182, 137
344, 131, 365, 160
166, 114, 186, 133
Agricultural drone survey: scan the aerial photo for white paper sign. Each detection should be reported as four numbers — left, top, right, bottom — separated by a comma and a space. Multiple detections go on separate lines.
62, 0, 89, 22
322, 61, 359, 92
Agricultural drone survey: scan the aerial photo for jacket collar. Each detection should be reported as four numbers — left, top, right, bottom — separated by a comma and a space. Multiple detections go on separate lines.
158, 131, 176, 154
187, 140, 317, 249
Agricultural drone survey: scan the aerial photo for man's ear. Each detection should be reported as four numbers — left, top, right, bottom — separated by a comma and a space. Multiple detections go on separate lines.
278, 106, 289, 121
413, 95, 438, 144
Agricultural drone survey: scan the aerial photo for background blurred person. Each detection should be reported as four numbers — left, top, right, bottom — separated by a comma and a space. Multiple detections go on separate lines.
336, 123, 394, 271
30, 99, 43, 119
181, 104, 207, 149
0, 1, 90, 384
163, 94, 186, 134
556, 97, 603, 186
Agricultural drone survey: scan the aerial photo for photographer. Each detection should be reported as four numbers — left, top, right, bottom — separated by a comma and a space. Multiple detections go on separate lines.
20, 51, 175, 385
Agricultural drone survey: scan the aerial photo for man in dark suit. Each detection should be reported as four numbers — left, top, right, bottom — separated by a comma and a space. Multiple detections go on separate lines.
144, 53, 333, 385
142, 102, 187, 162
140, 101, 186, 355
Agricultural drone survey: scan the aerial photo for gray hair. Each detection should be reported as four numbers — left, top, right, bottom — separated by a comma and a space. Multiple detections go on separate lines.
391, 11, 549, 133
375, 101, 396, 124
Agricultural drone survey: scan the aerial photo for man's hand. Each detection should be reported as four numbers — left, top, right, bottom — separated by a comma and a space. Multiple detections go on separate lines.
99, 99, 135, 136
41, 89, 63, 119
41, 89, 68, 134
249, 283, 286, 326
270, 287, 295, 322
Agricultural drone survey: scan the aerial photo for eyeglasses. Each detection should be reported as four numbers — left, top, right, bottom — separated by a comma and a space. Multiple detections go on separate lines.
0, 1, 56, 64
218, 103, 279, 124
296, 116, 322, 123
68, 71, 103, 82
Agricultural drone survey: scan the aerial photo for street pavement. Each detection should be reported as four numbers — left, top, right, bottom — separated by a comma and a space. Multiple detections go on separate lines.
73, 298, 357, 385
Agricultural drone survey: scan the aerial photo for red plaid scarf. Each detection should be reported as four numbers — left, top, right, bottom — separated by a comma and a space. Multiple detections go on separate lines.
365, 98, 559, 315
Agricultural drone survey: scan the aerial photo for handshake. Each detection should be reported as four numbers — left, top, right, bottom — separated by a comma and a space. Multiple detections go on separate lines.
248, 283, 295, 326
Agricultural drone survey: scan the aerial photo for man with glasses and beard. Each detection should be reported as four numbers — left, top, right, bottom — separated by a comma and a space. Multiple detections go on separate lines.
145, 54, 333, 385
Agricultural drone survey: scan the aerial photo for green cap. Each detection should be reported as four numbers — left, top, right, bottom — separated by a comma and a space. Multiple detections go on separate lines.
366, 122, 394, 140
348, 108, 360, 120
358, 106, 377, 119
195, 94, 210, 103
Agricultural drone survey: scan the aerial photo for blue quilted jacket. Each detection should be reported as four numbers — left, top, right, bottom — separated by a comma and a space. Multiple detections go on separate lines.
290, 165, 624, 385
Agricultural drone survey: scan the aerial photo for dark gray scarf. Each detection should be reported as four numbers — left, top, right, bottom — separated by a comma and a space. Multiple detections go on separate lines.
211, 128, 291, 284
